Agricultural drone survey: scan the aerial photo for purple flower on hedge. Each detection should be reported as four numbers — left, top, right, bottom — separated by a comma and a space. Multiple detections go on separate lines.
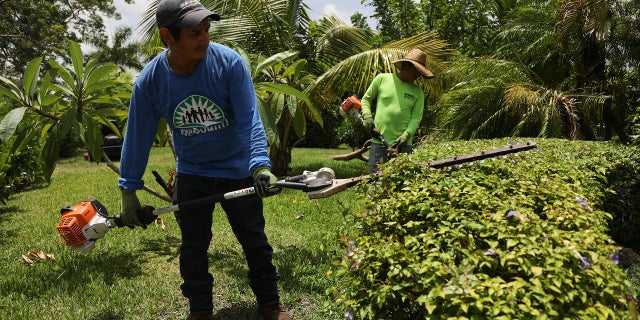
575, 197, 592, 213
608, 253, 620, 265
346, 241, 356, 255
507, 210, 517, 217
345, 310, 354, 319
579, 255, 591, 269
484, 250, 496, 256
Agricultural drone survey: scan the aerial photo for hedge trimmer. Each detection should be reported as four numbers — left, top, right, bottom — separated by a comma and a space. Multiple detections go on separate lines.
57, 142, 536, 253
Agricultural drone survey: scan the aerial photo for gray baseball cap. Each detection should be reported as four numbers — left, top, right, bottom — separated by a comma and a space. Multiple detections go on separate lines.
156, 0, 220, 29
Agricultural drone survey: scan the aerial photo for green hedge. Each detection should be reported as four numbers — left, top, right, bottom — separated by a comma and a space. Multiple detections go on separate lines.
333, 139, 640, 319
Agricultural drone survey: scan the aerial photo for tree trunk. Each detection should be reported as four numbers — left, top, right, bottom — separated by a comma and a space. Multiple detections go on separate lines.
269, 144, 291, 176
269, 111, 294, 176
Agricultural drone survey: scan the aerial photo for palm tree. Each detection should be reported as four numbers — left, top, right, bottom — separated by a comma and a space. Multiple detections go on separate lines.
86, 26, 145, 72
555, 0, 637, 142
435, 56, 598, 139
437, 0, 636, 142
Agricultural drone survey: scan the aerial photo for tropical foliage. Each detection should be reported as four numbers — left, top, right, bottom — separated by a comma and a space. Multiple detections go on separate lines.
136, 0, 454, 174
432, 0, 639, 142
0, 41, 129, 184
86, 26, 145, 73
0, 0, 133, 77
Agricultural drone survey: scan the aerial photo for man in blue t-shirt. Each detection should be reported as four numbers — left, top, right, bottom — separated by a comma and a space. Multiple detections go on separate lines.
117, 1, 290, 319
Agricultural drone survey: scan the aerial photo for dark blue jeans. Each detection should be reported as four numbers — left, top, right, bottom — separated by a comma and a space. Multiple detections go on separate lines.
173, 173, 280, 315
368, 143, 413, 173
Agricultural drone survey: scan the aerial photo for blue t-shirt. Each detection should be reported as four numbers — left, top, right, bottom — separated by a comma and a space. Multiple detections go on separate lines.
118, 43, 270, 190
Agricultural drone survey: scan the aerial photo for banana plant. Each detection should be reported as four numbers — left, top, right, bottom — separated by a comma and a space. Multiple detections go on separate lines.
248, 50, 321, 175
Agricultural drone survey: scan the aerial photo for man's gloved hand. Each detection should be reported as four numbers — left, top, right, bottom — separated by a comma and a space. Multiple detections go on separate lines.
253, 167, 281, 198
395, 132, 409, 146
362, 115, 374, 129
120, 189, 143, 227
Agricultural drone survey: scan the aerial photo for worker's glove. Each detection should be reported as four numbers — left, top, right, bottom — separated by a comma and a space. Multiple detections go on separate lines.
395, 132, 409, 146
120, 189, 144, 227
362, 115, 374, 129
253, 167, 281, 198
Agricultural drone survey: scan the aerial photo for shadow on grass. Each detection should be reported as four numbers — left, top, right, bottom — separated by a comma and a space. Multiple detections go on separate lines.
86, 309, 126, 320
0, 205, 19, 245
273, 243, 337, 295
208, 248, 252, 280
2, 250, 147, 299
213, 303, 262, 320
139, 233, 181, 263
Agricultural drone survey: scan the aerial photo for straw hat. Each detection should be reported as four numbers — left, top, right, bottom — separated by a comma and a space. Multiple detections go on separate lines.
392, 49, 434, 79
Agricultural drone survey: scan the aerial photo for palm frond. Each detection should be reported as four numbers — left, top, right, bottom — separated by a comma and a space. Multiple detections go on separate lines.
307, 32, 455, 108
310, 15, 374, 68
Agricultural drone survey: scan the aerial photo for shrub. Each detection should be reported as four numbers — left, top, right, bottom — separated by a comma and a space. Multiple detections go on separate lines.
0, 136, 45, 203
332, 139, 638, 319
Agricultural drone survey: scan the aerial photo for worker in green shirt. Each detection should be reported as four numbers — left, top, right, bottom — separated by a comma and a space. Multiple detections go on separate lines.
361, 48, 434, 173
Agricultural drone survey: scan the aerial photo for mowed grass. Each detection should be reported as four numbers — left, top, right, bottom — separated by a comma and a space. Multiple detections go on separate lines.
0, 146, 368, 320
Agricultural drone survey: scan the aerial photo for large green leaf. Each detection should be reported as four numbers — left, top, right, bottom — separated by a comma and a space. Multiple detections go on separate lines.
257, 97, 278, 145
82, 115, 105, 163
47, 59, 76, 91
57, 107, 77, 140
0, 107, 27, 143
85, 81, 118, 95
0, 76, 23, 102
291, 97, 306, 138
22, 57, 43, 99
41, 128, 61, 182
256, 82, 322, 127
11, 120, 40, 154
86, 64, 118, 89
68, 41, 84, 80
282, 59, 306, 78
256, 51, 298, 75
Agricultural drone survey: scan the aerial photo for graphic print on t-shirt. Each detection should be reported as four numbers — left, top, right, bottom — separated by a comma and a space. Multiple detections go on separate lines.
173, 95, 229, 136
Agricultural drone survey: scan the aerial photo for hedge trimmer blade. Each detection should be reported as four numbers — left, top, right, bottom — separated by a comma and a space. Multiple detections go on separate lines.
309, 142, 537, 199
426, 142, 537, 169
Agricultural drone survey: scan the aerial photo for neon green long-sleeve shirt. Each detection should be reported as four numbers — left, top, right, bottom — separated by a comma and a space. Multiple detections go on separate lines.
360, 73, 425, 145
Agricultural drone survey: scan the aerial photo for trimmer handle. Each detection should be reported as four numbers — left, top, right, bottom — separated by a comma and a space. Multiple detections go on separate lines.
137, 205, 157, 226
113, 205, 157, 228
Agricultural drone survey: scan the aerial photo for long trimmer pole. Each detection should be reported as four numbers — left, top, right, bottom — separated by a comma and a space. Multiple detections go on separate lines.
152, 186, 256, 215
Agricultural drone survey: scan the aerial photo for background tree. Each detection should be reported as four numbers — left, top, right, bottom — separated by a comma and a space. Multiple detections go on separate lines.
350, 12, 370, 30
436, 0, 639, 142
365, 0, 496, 56
0, 0, 132, 77
86, 26, 145, 73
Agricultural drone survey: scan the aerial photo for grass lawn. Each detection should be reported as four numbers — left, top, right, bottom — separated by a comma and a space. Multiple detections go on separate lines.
0, 146, 368, 320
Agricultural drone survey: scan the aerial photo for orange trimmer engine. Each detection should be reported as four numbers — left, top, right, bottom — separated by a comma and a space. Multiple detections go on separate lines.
57, 199, 115, 253
338, 95, 363, 122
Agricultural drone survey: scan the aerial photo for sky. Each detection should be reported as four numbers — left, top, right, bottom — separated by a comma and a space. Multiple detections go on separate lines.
106, 0, 376, 41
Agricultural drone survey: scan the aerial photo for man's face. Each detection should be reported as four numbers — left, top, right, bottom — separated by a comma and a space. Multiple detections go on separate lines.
407, 63, 421, 82
172, 19, 211, 60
